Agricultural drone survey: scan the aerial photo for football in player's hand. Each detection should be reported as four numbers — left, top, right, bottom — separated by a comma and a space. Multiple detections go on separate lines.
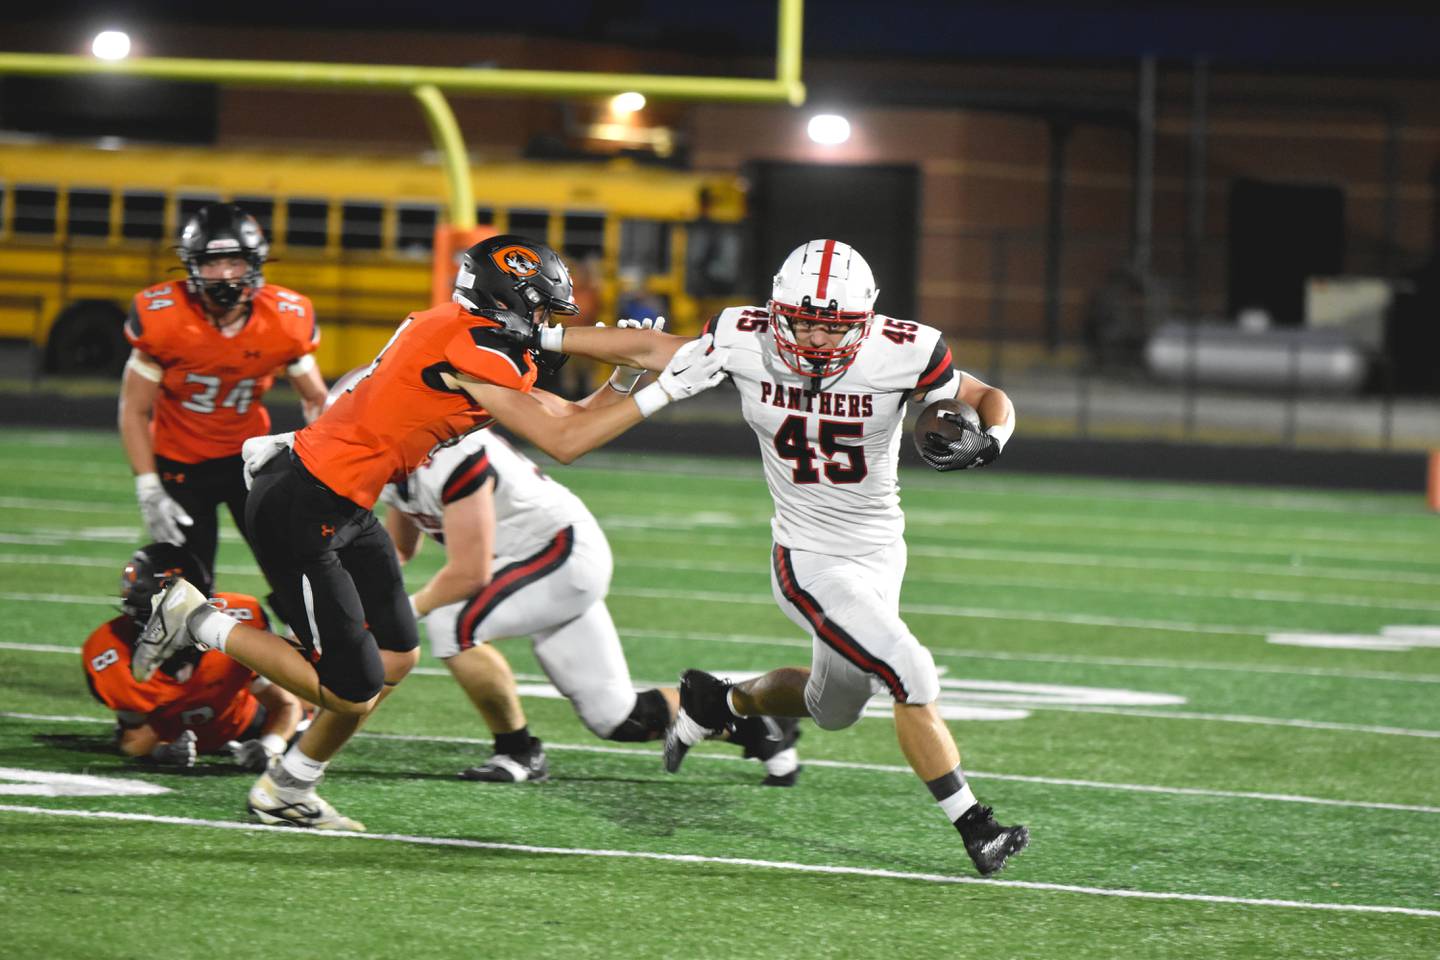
914, 397, 981, 455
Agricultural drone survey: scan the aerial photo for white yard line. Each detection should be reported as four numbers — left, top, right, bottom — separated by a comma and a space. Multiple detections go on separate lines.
611, 586, 1294, 637
618, 627, 1440, 685
10, 551, 1439, 614
5, 711, 1437, 815
0, 804, 1433, 918
603, 527, 1440, 587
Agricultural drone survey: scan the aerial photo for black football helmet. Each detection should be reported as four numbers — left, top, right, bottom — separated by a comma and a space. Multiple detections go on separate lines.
119, 543, 213, 678
177, 202, 268, 313
120, 542, 212, 625
452, 234, 581, 339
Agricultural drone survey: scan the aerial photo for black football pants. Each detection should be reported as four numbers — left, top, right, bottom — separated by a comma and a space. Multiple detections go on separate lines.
155, 453, 253, 580
245, 452, 418, 704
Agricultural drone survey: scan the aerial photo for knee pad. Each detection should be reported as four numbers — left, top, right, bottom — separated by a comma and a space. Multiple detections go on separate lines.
315, 642, 385, 705
605, 688, 670, 742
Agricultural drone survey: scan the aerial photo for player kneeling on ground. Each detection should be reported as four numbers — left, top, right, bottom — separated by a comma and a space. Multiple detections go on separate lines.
82, 543, 304, 769
370, 338, 799, 785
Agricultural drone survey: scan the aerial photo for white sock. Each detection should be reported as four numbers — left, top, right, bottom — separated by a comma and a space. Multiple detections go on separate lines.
189, 606, 238, 652
726, 688, 744, 718
279, 746, 328, 785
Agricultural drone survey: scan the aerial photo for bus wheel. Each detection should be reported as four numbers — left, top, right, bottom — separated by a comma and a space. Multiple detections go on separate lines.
45, 301, 129, 377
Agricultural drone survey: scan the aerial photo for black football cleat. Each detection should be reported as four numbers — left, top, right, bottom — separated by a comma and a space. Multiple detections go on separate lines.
663, 670, 736, 774
459, 737, 550, 783
956, 804, 1029, 876
730, 715, 803, 787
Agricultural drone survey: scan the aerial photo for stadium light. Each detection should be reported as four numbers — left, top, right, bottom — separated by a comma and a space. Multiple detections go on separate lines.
610, 91, 646, 115
807, 113, 850, 145
91, 30, 132, 61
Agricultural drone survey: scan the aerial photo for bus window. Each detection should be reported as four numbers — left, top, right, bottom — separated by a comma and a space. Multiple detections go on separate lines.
13, 186, 58, 236
509, 209, 548, 243
475, 206, 494, 226
122, 192, 165, 240
341, 202, 383, 251
620, 219, 671, 275
178, 193, 221, 225
563, 213, 605, 260
685, 221, 745, 297
232, 196, 275, 239
286, 199, 328, 248
66, 189, 111, 239
396, 204, 437, 255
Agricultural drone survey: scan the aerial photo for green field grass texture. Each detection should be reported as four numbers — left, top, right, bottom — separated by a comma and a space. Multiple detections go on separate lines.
0, 429, 1437, 959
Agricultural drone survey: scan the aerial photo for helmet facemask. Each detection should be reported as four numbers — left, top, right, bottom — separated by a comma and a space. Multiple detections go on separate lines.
177, 203, 269, 325
768, 239, 879, 378
770, 300, 872, 377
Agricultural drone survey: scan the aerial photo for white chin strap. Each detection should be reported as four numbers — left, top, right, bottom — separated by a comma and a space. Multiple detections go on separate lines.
453, 292, 482, 312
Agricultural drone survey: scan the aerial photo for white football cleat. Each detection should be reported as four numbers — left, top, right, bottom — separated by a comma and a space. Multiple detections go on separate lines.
247, 771, 366, 832
131, 577, 209, 682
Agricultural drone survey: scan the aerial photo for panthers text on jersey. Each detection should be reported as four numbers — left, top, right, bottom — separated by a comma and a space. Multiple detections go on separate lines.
293, 302, 539, 509
703, 306, 958, 555
125, 282, 319, 463
379, 428, 592, 560
82, 592, 270, 753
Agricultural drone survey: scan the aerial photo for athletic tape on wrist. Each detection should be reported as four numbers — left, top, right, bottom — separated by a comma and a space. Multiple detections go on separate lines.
537, 325, 565, 352
985, 418, 1015, 451
633, 382, 671, 418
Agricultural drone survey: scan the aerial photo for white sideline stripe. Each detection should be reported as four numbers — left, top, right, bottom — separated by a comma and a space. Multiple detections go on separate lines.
0, 804, 1434, 918
619, 627, 1440, 685
5, 712, 1436, 816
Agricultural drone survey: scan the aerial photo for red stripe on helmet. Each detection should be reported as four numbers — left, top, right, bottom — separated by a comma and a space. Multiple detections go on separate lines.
814, 239, 837, 301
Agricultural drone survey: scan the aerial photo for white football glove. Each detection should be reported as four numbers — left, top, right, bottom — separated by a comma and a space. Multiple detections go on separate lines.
225, 734, 286, 772
241, 432, 296, 490
149, 729, 197, 768
605, 316, 667, 395
657, 334, 727, 401
136, 473, 193, 545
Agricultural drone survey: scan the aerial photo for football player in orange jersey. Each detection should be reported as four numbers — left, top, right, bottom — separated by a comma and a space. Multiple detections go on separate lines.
131, 234, 728, 830
83, 543, 304, 769
118, 202, 329, 578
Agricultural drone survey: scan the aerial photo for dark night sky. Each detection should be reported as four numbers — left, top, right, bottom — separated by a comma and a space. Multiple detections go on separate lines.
11, 1, 1440, 69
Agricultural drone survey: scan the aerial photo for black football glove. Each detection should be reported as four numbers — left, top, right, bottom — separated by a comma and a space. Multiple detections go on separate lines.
474, 308, 568, 373
920, 413, 1001, 471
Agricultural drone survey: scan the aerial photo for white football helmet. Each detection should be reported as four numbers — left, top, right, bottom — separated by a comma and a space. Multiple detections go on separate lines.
769, 239, 879, 376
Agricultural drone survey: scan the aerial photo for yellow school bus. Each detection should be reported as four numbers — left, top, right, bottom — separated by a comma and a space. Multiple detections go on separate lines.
0, 138, 747, 376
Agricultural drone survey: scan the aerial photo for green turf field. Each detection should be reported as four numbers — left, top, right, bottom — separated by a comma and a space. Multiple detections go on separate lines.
1, 428, 1437, 959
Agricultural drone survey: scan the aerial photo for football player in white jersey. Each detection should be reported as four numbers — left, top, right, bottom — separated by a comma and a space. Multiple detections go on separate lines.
528, 239, 1028, 876
368, 347, 802, 787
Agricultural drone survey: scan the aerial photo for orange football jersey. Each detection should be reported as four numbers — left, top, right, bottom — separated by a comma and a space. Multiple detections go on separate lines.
125, 282, 319, 463
293, 301, 537, 509
82, 591, 269, 753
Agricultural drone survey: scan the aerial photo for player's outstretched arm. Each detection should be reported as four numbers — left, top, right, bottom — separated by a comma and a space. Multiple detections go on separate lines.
461, 335, 727, 463
539, 323, 688, 373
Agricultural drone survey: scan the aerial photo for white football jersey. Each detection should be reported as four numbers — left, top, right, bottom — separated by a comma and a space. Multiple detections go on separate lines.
379, 429, 593, 556
707, 306, 959, 555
